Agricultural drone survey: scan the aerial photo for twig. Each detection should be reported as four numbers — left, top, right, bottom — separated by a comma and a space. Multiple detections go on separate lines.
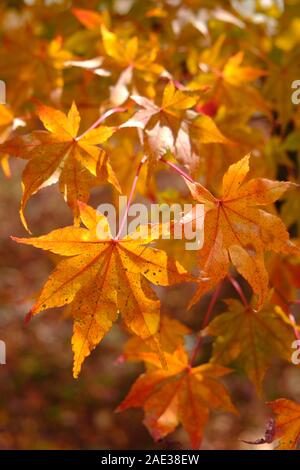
228, 275, 249, 308
272, 286, 300, 341
76, 106, 126, 140
115, 156, 147, 240
189, 281, 223, 367
160, 157, 195, 184
288, 311, 300, 341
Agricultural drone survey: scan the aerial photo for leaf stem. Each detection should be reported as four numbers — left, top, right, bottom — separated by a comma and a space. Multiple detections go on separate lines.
288, 311, 300, 341
160, 157, 195, 184
228, 275, 249, 308
189, 281, 223, 367
76, 106, 127, 140
115, 156, 147, 240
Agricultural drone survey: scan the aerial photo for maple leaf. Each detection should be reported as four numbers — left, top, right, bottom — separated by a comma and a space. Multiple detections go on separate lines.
267, 399, 300, 449
186, 154, 298, 307
101, 26, 159, 73
117, 346, 237, 449
121, 81, 230, 178
12, 203, 189, 378
222, 51, 267, 86
100, 25, 163, 105
121, 81, 201, 178
123, 82, 224, 148
205, 299, 296, 392
122, 81, 201, 130
0, 33, 72, 107
0, 102, 120, 230
190, 42, 270, 119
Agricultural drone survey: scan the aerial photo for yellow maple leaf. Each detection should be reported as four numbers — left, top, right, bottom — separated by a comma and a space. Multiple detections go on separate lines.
0, 102, 120, 230
13, 203, 189, 378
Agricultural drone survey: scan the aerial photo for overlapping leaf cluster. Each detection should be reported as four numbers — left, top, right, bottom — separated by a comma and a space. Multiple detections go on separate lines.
1, 0, 300, 449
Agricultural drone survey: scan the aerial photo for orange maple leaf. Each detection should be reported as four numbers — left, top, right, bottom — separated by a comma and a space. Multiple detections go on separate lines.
13, 203, 189, 378
186, 154, 299, 307
268, 399, 300, 449
117, 346, 237, 449
190, 43, 270, 119
0, 102, 120, 230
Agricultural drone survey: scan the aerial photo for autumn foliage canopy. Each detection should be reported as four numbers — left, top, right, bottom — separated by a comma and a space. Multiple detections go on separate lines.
1, 0, 300, 450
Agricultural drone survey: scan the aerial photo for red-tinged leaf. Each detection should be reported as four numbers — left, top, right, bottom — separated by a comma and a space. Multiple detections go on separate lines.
72, 8, 104, 30
117, 347, 237, 449
185, 154, 299, 307
267, 399, 300, 449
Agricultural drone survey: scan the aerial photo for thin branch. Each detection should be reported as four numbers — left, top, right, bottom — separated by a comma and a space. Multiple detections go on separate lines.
115, 156, 147, 240
189, 281, 223, 367
160, 157, 195, 184
288, 311, 300, 341
272, 286, 300, 341
228, 275, 249, 308
76, 106, 127, 140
